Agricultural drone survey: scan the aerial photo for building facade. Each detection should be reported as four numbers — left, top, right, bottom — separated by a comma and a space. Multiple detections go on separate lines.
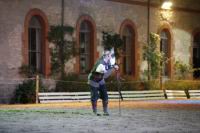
0, 0, 200, 103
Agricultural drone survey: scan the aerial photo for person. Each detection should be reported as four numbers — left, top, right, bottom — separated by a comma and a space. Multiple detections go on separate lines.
88, 48, 119, 116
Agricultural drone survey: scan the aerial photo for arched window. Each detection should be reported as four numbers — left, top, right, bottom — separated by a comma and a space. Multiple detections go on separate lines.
122, 26, 135, 75
23, 9, 50, 77
160, 29, 170, 77
28, 16, 42, 73
193, 32, 200, 79
76, 15, 96, 74
79, 21, 92, 74
120, 19, 137, 78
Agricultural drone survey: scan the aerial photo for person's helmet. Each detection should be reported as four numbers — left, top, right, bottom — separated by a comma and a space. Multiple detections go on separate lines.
95, 64, 105, 73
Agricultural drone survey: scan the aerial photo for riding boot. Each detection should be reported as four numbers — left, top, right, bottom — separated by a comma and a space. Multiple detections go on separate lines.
103, 101, 109, 116
92, 101, 97, 114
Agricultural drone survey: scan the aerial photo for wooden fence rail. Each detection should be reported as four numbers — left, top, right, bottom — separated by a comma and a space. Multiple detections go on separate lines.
39, 90, 166, 103
188, 90, 200, 99
39, 90, 200, 103
165, 90, 187, 99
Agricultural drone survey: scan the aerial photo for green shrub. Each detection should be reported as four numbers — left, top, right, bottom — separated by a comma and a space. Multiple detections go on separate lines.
48, 25, 75, 78
174, 61, 192, 79
143, 33, 164, 79
106, 75, 141, 91
55, 73, 89, 92
55, 73, 142, 92
57, 74, 199, 92
12, 80, 47, 104
164, 80, 200, 90
142, 80, 160, 90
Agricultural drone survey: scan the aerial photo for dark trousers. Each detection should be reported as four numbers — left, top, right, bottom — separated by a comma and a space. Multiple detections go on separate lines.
90, 84, 108, 102
90, 84, 108, 113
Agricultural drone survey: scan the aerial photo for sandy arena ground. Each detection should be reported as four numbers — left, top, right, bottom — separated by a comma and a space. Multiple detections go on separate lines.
0, 100, 200, 133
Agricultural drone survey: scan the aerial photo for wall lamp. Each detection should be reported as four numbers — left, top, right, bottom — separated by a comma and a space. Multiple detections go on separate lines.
161, 0, 173, 10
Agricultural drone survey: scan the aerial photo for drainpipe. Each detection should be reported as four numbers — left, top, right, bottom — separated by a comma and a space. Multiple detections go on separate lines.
61, 0, 64, 27
147, 0, 150, 80
60, 0, 65, 78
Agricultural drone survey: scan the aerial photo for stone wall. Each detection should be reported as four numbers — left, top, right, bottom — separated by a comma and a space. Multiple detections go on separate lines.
0, 0, 200, 103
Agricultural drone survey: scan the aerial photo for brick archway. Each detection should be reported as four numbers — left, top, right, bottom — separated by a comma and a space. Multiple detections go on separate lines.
23, 8, 50, 77
119, 19, 139, 79
158, 22, 174, 79
192, 28, 200, 79
75, 15, 97, 74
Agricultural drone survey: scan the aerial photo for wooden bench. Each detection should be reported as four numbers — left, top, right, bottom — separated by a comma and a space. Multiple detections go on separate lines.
165, 90, 187, 99
188, 90, 200, 99
39, 90, 166, 103
121, 90, 166, 100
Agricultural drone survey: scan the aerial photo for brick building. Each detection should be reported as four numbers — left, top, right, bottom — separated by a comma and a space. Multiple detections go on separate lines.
0, 0, 200, 103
